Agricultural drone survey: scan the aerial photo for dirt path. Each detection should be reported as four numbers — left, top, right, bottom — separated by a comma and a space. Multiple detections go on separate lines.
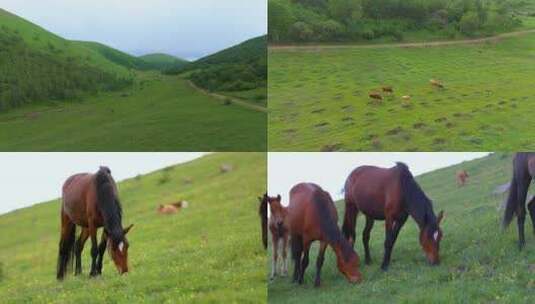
269, 29, 535, 51
187, 80, 267, 113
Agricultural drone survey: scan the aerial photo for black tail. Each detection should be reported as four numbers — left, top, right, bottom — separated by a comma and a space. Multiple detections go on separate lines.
503, 174, 519, 229
56, 224, 76, 280
259, 195, 268, 250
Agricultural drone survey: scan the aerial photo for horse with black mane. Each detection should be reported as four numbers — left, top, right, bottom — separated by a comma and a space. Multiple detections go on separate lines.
343, 162, 444, 271
503, 152, 535, 249
288, 183, 362, 287
57, 166, 133, 280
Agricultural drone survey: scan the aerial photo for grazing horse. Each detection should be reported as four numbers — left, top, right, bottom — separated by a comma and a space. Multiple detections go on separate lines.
343, 162, 444, 271
157, 201, 189, 214
288, 183, 362, 287
267, 194, 289, 280
57, 166, 133, 280
430, 79, 444, 88
382, 86, 393, 94
502, 152, 535, 249
258, 194, 268, 250
369, 92, 383, 101
456, 170, 469, 187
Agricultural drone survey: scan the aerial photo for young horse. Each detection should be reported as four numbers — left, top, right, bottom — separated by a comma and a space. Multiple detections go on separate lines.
503, 152, 535, 249
257, 194, 268, 250
343, 162, 444, 271
267, 194, 289, 280
288, 183, 362, 287
57, 166, 133, 280
456, 170, 469, 187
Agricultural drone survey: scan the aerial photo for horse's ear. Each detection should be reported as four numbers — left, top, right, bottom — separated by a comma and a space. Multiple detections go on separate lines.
437, 210, 445, 224
124, 224, 134, 234
276, 194, 281, 201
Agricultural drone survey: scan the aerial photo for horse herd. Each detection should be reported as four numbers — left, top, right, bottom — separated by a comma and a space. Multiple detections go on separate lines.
259, 153, 535, 287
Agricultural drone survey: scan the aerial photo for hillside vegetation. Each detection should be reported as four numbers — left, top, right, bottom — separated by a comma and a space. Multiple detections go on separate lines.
0, 153, 267, 303
139, 53, 188, 71
167, 36, 267, 106
269, 153, 535, 303
269, 0, 535, 43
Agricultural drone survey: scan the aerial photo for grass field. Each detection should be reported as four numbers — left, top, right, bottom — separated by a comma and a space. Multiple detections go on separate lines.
0, 153, 267, 303
268, 32, 535, 151
0, 72, 266, 151
268, 153, 535, 303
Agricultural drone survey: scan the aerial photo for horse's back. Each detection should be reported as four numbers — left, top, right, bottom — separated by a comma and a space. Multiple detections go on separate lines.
61, 173, 95, 226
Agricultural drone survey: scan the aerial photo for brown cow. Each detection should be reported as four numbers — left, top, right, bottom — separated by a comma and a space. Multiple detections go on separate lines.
157, 201, 189, 214
382, 86, 393, 94
430, 79, 444, 88
456, 170, 469, 187
369, 92, 383, 102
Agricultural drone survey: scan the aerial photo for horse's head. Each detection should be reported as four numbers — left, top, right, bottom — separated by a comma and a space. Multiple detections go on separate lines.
108, 224, 134, 274
335, 241, 362, 284
419, 210, 444, 265
267, 194, 287, 231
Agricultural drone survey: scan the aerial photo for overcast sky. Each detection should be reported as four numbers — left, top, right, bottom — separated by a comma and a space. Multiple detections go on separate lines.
0, 153, 206, 215
268, 152, 490, 205
0, 0, 267, 60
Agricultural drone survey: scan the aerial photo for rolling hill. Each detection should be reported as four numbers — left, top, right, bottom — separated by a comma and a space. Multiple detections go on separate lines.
0, 153, 267, 303
139, 53, 188, 71
269, 153, 535, 303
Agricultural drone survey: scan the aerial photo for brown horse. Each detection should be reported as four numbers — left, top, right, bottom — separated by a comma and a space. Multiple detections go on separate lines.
288, 183, 362, 287
267, 194, 289, 280
57, 166, 133, 280
343, 162, 444, 271
257, 194, 268, 250
456, 170, 469, 187
503, 152, 535, 249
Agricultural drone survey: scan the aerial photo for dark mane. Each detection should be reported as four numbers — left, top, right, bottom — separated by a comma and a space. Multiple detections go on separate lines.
396, 162, 437, 229
259, 193, 268, 249
312, 189, 353, 261
95, 168, 124, 244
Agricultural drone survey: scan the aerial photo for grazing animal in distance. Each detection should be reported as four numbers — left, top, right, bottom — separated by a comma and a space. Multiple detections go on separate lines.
220, 164, 233, 174
382, 86, 393, 94
157, 201, 189, 214
289, 183, 362, 287
456, 170, 469, 187
57, 166, 134, 280
267, 194, 289, 280
369, 92, 383, 102
258, 194, 268, 250
402, 95, 411, 101
430, 79, 444, 88
343, 162, 444, 270
502, 152, 535, 249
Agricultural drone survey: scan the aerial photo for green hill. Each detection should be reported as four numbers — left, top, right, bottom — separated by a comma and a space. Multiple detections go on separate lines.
0, 8, 134, 111
0, 153, 267, 303
167, 36, 267, 105
77, 41, 152, 70
269, 153, 535, 303
139, 53, 188, 71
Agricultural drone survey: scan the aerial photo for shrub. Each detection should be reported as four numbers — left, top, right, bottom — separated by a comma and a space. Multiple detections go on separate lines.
459, 11, 481, 36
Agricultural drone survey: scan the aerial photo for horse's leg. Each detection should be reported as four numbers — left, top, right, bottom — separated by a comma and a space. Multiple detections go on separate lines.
57, 212, 75, 280
291, 234, 303, 283
281, 233, 289, 276
515, 176, 530, 250
314, 241, 327, 287
88, 224, 99, 277
74, 228, 89, 275
528, 195, 535, 234
362, 216, 375, 265
391, 213, 409, 244
381, 218, 396, 271
270, 233, 279, 280
96, 230, 108, 274
299, 240, 311, 284
342, 200, 359, 247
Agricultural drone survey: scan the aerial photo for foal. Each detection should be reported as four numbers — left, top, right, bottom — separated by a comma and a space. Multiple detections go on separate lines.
267, 194, 289, 280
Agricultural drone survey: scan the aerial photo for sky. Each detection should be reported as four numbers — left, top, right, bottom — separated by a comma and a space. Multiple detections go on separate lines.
268, 152, 490, 205
0, 153, 206, 215
0, 0, 267, 60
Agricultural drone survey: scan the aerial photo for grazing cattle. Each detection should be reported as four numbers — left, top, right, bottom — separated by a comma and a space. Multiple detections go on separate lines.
57, 166, 134, 280
369, 92, 383, 101
157, 201, 189, 214
289, 183, 362, 286
430, 79, 444, 88
382, 86, 393, 94
343, 162, 444, 270
220, 164, 233, 174
456, 170, 469, 187
503, 153, 535, 249
267, 195, 289, 280
402, 95, 411, 101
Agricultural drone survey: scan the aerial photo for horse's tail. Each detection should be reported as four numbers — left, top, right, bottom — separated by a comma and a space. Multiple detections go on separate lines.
259, 196, 268, 250
56, 222, 76, 280
503, 174, 519, 229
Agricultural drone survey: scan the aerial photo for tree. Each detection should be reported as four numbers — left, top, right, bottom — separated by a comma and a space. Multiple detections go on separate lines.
459, 11, 481, 35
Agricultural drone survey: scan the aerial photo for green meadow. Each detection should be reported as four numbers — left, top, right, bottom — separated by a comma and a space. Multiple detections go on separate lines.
268, 32, 535, 151
268, 153, 535, 303
0, 153, 267, 303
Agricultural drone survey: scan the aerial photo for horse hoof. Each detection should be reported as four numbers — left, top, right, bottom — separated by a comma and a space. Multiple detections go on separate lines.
381, 265, 389, 271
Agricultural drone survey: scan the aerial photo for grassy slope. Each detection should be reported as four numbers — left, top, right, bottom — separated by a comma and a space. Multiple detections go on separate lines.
0, 72, 267, 151
268, 153, 535, 303
140, 53, 188, 70
268, 33, 535, 151
0, 153, 267, 303
76, 41, 150, 70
